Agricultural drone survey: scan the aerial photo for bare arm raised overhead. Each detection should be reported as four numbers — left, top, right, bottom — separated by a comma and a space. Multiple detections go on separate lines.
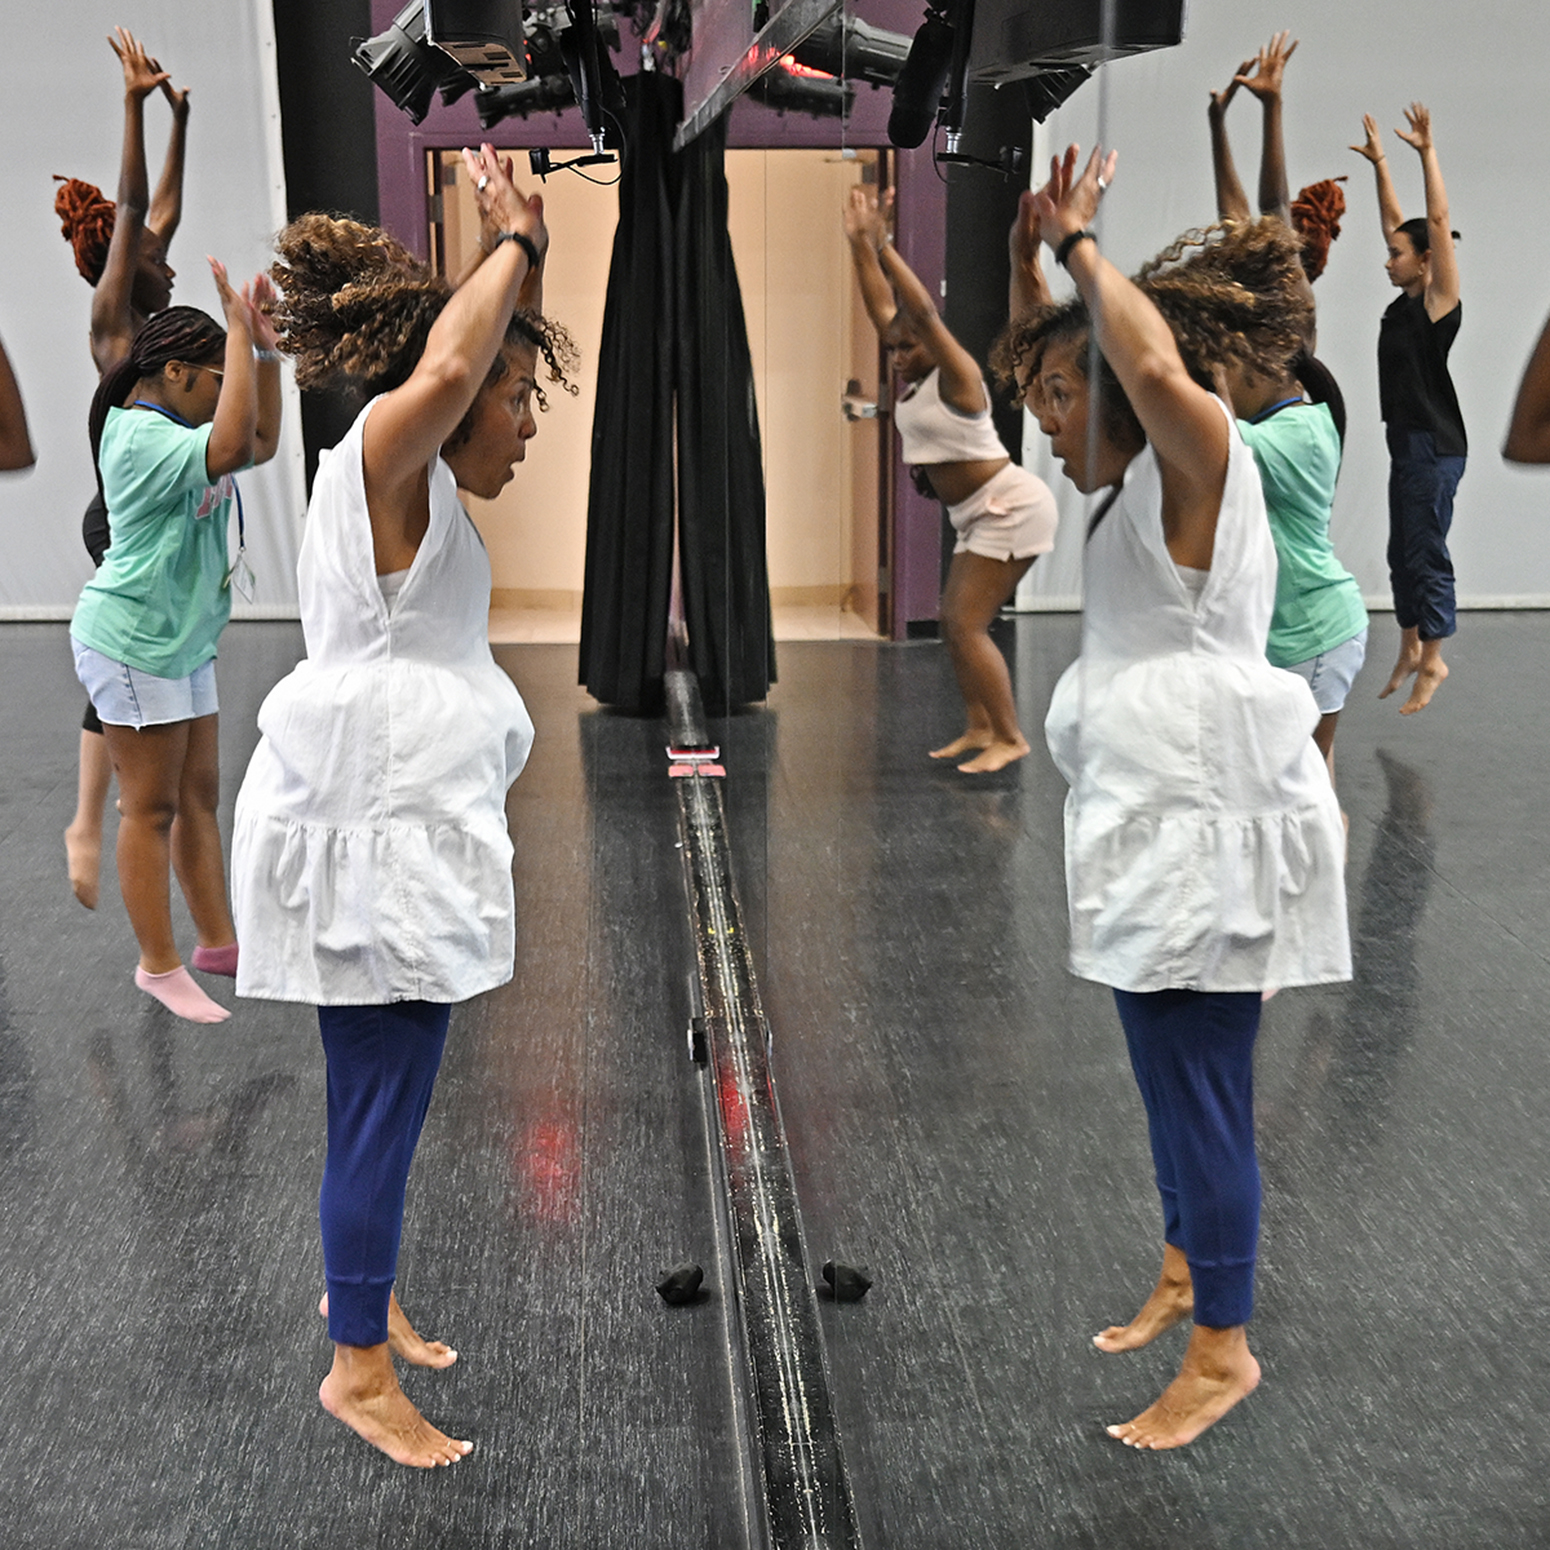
843, 185, 899, 338
90, 29, 169, 374
362, 143, 547, 569
1351, 113, 1404, 243
1207, 60, 1253, 224
1396, 102, 1459, 320
148, 75, 190, 245
1008, 189, 1053, 321
1235, 31, 1297, 227
1035, 146, 1230, 567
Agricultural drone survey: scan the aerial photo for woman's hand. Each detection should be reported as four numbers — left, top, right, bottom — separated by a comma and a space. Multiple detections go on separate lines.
243, 273, 281, 352
1395, 101, 1433, 155
161, 77, 191, 123
1008, 188, 1041, 268
110, 27, 169, 101
1031, 144, 1116, 251
844, 185, 893, 251
1350, 113, 1385, 164
463, 142, 547, 261
1235, 32, 1297, 101
1208, 59, 1251, 121
208, 257, 252, 337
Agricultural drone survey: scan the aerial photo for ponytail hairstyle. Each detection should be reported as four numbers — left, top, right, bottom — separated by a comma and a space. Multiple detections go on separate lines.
1395, 215, 1461, 257
1290, 177, 1347, 282
1293, 351, 1347, 449
54, 176, 116, 285
268, 214, 576, 441
88, 306, 226, 486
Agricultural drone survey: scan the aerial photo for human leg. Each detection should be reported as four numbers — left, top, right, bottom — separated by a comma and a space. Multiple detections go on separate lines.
65, 722, 113, 909
1103, 989, 1263, 1446
316, 1001, 469, 1466
931, 551, 1034, 772
1381, 437, 1461, 713
168, 712, 237, 955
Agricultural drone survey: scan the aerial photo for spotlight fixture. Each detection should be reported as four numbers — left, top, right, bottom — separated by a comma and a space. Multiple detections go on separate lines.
353, 0, 528, 123
789, 14, 911, 90
747, 60, 855, 120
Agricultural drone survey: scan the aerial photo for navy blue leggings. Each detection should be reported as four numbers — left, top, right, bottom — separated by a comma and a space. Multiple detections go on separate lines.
317, 1001, 450, 1347
1112, 988, 1262, 1329
1386, 427, 1465, 642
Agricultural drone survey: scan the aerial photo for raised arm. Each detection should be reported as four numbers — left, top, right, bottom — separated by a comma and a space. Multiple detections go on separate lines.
844, 185, 898, 338
204, 260, 260, 479
1207, 63, 1252, 223
245, 273, 284, 467
877, 232, 988, 414
91, 29, 169, 374
1396, 102, 1459, 319
1235, 32, 1297, 227
1036, 146, 1229, 563
1008, 189, 1053, 320
451, 153, 545, 314
362, 144, 546, 514
1504, 309, 1550, 464
148, 76, 190, 244
1351, 113, 1404, 242
0, 331, 35, 472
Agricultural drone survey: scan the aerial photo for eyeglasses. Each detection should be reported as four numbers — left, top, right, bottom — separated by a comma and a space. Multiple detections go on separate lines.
174, 362, 224, 382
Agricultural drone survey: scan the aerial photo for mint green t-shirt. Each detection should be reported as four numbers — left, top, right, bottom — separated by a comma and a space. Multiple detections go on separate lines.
71, 406, 235, 679
1238, 401, 1368, 669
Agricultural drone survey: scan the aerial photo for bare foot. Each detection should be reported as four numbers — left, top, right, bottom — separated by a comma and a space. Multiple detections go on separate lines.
1105, 1325, 1260, 1450
957, 738, 1030, 774
64, 823, 101, 910
930, 731, 992, 760
1094, 1248, 1193, 1352
319, 1292, 458, 1369
1399, 657, 1447, 714
319, 1344, 472, 1467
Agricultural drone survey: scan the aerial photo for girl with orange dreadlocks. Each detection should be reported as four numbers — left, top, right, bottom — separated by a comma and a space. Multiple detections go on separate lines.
1206, 31, 1367, 781
56, 27, 190, 911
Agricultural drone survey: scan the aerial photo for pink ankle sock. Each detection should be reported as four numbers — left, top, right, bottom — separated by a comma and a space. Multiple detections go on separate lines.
191, 942, 239, 978
134, 965, 231, 1023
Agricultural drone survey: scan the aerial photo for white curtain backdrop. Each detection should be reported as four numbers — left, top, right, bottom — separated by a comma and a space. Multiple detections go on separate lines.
0, 0, 304, 618
1016, 0, 1550, 611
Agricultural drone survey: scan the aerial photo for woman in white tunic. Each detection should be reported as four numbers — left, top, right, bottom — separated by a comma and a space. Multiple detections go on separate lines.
231, 146, 569, 1468
1002, 148, 1350, 1448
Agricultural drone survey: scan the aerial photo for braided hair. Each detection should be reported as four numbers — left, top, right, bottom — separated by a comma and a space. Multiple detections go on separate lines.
268, 214, 576, 437
1290, 178, 1347, 282
54, 177, 117, 286
88, 306, 226, 485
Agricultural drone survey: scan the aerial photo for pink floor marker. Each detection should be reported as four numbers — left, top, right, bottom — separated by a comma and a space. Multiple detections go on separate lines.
134, 965, 231, 1023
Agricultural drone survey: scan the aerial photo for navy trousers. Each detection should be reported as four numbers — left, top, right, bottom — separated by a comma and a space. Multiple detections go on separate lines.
1112, 988, 1262, 1329
1386, 427, 1465, 642
317, 1001, 451, 1347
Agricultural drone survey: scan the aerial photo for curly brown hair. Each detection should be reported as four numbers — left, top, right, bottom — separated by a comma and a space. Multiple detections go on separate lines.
54, 176, 116, 285
268, 214, 577, 436
993, 219, 1312, 445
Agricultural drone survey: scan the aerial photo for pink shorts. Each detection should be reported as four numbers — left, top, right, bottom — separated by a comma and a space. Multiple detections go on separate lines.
946, 462, 1059, 561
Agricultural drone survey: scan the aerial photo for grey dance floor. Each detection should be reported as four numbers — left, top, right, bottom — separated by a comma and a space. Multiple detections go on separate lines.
2, 614, 1547, 1547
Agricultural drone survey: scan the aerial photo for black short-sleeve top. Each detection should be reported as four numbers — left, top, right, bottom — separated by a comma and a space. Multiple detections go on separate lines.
1377, 292, 1466, 456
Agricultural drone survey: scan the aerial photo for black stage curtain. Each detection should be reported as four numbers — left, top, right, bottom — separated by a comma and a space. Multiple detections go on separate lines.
580, 73, 679, 714
674, 114, 776, 717
580, 75, 775, 715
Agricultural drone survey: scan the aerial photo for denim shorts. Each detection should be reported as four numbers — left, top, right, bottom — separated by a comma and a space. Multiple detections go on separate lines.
1284, 626, 1367, 715
72, 637, 218, 728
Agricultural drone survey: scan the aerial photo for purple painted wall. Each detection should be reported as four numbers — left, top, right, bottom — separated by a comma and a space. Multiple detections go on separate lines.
369, 0, 947, 635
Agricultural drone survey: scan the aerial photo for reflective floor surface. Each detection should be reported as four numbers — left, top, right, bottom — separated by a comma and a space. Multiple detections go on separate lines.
2, 614, 1547, 1547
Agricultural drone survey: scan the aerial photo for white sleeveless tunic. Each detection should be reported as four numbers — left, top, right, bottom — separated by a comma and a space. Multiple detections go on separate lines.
1044, 401, 1350, 993
232, 398, 534, 1005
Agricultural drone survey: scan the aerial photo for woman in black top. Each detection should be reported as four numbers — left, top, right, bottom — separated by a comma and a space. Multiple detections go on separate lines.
1352, 102, 1462, 715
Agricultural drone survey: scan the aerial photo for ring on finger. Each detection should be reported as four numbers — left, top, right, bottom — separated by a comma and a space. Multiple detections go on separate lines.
1097, 177, 1109, 192
477, 175, 491, 192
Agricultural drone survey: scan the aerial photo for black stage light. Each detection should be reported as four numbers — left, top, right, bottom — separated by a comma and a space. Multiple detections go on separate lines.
790, 14, 911, 90
352, 2, 466, 124
425, 0, 527, 86
888, 1, 960, 149
968, 0, 1185, 85
1019, 65, 1092, 123
474, 75, 578, 129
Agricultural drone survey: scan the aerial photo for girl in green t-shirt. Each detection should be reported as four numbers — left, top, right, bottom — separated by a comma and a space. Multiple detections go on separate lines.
70, 262, 282, 1023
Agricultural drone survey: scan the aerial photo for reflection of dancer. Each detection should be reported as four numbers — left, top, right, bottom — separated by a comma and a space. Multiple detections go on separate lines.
71, 272, 281, 1024
1005, 148, 1350, 1448
846, 184, 1057, 773
1207, 34, 1366, 780
232, 146, 570, 1467
56, 27, 190, 909
1352, 103, 1462, 715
